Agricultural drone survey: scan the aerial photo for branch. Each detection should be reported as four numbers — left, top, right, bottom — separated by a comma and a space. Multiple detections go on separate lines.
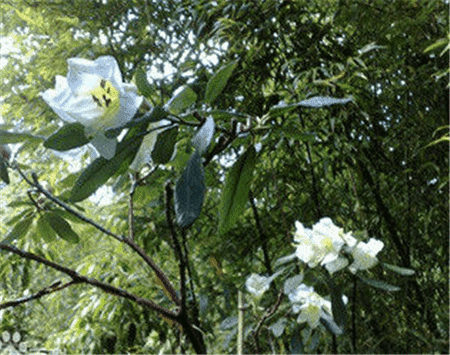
0, 243, 178, 320
252, 288, 284, 353
13, 165, 181, 307
0, 280, 71, 309
249, 190, 272, 275
165, 182, 186, 308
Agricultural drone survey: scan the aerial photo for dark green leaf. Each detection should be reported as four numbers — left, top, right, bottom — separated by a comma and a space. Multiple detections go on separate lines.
44, 123, 90, 151
135, 67, 155, 99
44, 211, 79, 243
0, 161, 9, 184
382, 263, 416, 276
330, 284, 347, 331
151, 126, 178, 164
70, 129, 144, 202
218, 146, 256, 235
358, 275, 401, 291
0, 130, 44, 144
205, 61, 238, 104
166, 86, 197, 114
320, 313, 343, 336
192, 116, 215, 155
2, 213, 34, 244
174, 150, 205, 227
36, 214, 57, 242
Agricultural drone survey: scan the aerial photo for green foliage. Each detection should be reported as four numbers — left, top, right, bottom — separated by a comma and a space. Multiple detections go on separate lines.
205, 60, 238, 104
44, 123, 90, 151
174, 150, 205, 228
151, 126, 178, 165
42, 211, 80, 244
218, 145, 257, 235
0, 0, 447, 353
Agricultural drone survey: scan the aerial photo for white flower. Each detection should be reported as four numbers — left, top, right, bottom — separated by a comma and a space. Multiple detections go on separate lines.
288, 284, 331, 329
41, 56, 143, 159
345, 237, 384, 273
293, 218, 346, 271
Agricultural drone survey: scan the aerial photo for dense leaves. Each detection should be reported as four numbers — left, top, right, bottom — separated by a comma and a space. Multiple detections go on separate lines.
0, 0, 447, 354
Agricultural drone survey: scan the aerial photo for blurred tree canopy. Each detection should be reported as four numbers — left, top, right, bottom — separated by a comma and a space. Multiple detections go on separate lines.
0, 0, 448, 353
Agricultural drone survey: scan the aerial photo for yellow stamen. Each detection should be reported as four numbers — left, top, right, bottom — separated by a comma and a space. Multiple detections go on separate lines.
89, 78, 121, 129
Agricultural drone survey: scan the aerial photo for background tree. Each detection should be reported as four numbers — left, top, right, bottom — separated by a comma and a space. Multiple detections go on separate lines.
0, 0, 448, 353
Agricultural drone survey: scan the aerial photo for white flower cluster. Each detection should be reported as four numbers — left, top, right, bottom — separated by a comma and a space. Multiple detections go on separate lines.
293, 217, 384, 274
245, 217, 383, 329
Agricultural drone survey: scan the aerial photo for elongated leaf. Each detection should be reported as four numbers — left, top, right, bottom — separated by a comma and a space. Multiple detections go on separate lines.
44, 122, 90, 151
174, 151, 205, 227
220, 316, 238, 330
44, 212, 79, 243
166, 85, 197, 115
218, 146, 256, 235
2, 213, 34, 244
298, 96, 353, 108
205, 61, 238, 104
382, 263, 416, 276
330, 285, 347, 331
36, 214, 57, 242
358, 275, 401, 291
268, 96, 353, 117
320, 313, 343, 336
0, 130, 44, 144
0, 161, 9, 184
151, 126, 178, 164
192, 116, 215, 155
70, 130, 144, 202
135, 67, 155, 99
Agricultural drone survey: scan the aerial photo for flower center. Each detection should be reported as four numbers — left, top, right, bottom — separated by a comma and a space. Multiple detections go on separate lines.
89, 78, 121, 130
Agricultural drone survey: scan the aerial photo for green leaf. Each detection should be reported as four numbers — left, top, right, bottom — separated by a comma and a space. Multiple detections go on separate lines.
382, 263, 416, 276
0, 161, 9, 184
2, 213, 34, 244
0, 130, 44, 144
220, 316, 238, 330
44, 212, 79, 243
297, 96, 353, 108
135, 67, 155, 99
358, 276, 401, 291
151, 126, 178, 164
166, 85, 197, 115
44, 123, 90, 151
330, 284, 347, 331
270, 318, 287, 338
192, 116, 215, 155
205, 60, 238, 104
267, 96, 353, 118
218, 145, 256, 235
174, 150, 205, 227
70, 129, 144, 202
36, 214, 57, 242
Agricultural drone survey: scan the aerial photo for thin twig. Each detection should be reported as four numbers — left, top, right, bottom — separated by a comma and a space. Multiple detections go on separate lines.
252, 288, 284, 353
